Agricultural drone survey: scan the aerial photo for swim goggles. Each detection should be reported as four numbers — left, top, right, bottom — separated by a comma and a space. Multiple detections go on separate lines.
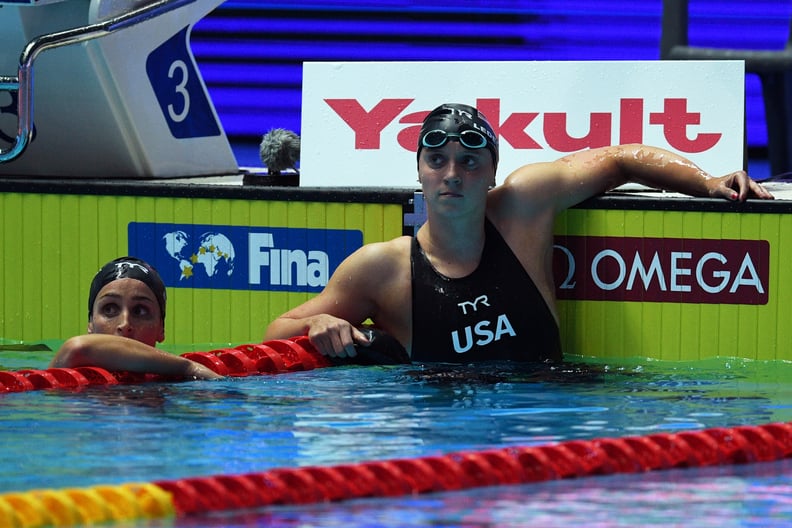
421, 129, 489, 150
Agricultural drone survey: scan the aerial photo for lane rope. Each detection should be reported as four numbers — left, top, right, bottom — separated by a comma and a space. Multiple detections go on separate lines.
3, 341, 791, 526
1, 421, 790, 526
0, 337, 333, 393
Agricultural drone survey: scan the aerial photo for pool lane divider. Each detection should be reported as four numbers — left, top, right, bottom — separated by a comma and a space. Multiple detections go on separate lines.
3, 343, 792, 526
2, 421, 792, 527
0, 336, 333, 393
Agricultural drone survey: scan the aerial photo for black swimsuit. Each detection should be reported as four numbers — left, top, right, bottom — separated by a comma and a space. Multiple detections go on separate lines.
410, 218, 562, 362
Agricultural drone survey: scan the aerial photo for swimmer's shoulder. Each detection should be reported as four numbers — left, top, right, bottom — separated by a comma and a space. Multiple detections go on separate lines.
353, 235, 412, 262
335, 236, 412, 289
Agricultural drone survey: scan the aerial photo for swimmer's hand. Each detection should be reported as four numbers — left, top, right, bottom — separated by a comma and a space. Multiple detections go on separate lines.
305, 314, 371, 358
183, 359, 225, 380
328, 327, 410, 366
707, 170, 774, 202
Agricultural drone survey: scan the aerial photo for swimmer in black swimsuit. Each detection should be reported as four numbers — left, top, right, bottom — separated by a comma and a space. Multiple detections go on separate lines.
264, 103, 772, 362
411, 217, 560, 362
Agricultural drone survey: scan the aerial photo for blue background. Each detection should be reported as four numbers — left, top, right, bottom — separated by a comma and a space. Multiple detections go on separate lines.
191, 0, 791, 164
128, 222, 363, 293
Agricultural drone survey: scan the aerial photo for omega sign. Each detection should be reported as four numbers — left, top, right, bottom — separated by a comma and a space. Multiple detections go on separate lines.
552, 236, 769, 305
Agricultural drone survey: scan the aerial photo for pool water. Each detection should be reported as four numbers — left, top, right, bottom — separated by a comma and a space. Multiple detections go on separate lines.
2, 347, 792, 526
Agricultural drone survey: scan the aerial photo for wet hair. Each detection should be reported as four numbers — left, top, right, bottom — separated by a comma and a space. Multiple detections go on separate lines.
87, 257, 166, 321
417, 103, 499, 170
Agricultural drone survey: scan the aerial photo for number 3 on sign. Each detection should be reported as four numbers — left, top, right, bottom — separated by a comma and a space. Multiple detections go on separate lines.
167, 60, 190, 123
146, 27, 221, 139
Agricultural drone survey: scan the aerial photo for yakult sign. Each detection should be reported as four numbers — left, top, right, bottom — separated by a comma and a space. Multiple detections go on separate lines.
301, 61, 744, 187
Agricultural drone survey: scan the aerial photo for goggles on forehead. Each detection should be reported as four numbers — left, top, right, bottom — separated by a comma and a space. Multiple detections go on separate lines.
421, 129, 489, 150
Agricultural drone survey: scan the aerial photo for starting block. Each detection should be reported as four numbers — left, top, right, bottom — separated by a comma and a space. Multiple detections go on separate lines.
0, 0, 238, 178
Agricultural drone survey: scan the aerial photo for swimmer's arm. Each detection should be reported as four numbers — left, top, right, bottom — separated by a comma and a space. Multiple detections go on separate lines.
501, 144, 773, 215
266, 308, 370, 359
605, 144, 772, 202
265, 242, 395, 357
49, 334, 223, 380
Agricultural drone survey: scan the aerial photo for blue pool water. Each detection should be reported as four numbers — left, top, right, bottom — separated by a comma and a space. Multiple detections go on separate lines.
2, 349, 792, 526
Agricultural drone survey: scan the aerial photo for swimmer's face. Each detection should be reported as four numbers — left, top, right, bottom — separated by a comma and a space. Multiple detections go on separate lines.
88, 278, 165, 346
418, 141, 496, 201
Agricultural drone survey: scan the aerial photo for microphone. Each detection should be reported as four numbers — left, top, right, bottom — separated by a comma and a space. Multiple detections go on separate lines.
259, 128, 300, 175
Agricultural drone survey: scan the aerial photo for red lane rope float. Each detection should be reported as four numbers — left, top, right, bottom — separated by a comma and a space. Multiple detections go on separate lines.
2, 421, 792, 527
0, 337, 332, 394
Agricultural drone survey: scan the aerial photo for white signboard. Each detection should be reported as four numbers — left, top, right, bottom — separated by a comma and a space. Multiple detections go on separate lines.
301, 61, 744, 188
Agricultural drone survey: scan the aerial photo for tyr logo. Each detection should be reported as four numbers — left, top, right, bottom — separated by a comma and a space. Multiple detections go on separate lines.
458, 295, 490, 315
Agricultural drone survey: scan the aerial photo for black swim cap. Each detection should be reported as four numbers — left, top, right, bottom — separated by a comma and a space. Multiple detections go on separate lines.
417, 103, 498, 170
87, 257, 167, 321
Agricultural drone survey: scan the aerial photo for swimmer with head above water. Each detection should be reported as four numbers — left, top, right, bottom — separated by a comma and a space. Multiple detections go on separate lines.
265, 102, 774, 363
50, 256, 222, 380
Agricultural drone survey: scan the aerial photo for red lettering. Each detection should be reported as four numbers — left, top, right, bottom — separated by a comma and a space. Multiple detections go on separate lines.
619, 98, 644, 144
649, 98, 721, 153
324, 98, 413, 149
323, 97, 723, 154
544, 112, 611, 151
477, 98, 541, 149
396, 110, 429, 152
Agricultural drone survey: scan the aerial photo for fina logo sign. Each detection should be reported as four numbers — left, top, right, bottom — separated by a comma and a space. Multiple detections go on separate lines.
128, 223, 363, 293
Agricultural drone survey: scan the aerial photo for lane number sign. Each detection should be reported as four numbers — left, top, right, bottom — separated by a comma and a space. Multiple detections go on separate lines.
146, 27, 221, 139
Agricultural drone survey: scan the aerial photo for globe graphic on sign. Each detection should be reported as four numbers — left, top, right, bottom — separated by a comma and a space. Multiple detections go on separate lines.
163, 230, 189, 260
195, 232, 235, 277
